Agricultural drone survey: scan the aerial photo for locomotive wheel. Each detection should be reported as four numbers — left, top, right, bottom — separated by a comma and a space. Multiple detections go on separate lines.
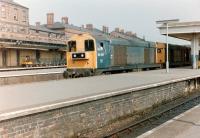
63, 71, 69, 78
84, 71, 91, 77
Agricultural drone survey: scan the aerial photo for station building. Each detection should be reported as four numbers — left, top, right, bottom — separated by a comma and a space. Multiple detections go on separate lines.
0, 0, 67, 68
0, 0, 114, 68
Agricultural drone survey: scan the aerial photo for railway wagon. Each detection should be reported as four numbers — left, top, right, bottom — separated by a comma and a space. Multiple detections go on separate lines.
156, 42, 191, 67
64, 33, 160, 78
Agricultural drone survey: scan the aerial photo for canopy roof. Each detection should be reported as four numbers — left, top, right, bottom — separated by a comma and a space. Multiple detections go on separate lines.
158, 21, 200, 41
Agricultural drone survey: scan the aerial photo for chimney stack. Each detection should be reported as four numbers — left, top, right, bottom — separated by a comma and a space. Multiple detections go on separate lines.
120, 29, 124, 34
47, 13, 54, 26
36, 22, 40, 29
125, 31, 133, 36
61, 17, 68, 24
115, 28, 120, 32
86, 24, 93, 30
102, 26, 109, 34
81, 25, 85, 29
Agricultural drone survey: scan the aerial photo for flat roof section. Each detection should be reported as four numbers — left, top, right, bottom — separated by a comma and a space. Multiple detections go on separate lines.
158, 21, 200, 41
138, 104, 200, 138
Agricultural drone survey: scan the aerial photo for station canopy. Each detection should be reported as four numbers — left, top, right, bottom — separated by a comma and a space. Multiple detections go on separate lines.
158, 21, 200, 41
158, 21, 200, 69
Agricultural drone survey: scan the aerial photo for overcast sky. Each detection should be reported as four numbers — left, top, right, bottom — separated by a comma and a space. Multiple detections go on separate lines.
15, 0, 200, 44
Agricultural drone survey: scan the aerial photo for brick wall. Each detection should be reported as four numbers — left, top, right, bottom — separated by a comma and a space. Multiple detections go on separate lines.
0, 79, 198, 137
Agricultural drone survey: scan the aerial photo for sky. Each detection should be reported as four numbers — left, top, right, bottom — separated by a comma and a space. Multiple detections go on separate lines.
15, 0, 200, 44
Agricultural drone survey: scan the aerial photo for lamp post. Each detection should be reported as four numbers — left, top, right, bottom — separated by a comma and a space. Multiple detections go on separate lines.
156, 19, 179, 73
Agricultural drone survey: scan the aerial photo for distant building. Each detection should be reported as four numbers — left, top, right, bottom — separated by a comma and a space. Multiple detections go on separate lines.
110, 27, 137, 40
44, 13, 85, 38
0, 0, 66, 67
43, 14, 110, 39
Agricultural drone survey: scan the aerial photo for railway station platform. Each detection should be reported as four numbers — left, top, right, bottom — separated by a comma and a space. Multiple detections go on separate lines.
1, 68, 200, 114
138, 104, 200, 138
1, 69, 200, 137
0, 66, 65, 72
0, 67, 65, 77
0, 67, 65, 85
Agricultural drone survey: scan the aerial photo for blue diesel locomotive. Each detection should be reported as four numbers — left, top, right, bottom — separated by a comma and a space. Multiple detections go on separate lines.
64, 32, 162, 78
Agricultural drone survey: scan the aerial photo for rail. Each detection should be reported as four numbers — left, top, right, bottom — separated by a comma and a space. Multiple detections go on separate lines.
105, 91, 200, 137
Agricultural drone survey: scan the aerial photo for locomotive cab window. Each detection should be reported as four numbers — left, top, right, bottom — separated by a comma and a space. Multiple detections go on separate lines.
100, 42, 104, 49
85, 40, 94, 51
100, 42, 106, 53
68, 41, 76, 52
100, 42, 104, 47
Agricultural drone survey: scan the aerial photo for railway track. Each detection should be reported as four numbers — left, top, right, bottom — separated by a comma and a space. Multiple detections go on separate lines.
105, 92, 200, 138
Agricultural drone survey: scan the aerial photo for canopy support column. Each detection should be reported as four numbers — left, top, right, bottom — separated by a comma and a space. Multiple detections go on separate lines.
191, 34, 199, 69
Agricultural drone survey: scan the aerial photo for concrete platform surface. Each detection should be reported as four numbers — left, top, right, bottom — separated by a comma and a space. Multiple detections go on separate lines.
1, 68, 200, 120
0, 67, 66, 77
138, 104, 200, 138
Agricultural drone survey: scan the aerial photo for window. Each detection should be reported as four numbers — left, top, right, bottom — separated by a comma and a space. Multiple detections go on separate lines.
100, 42, 106, 52
100, 42, 104, 47
1, 6, 6, 18
68, 41, 76, 52
100, 42, 105, 50
14, 8, 18, 21
85, 39, 94, 51
22, 10, 27, 23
